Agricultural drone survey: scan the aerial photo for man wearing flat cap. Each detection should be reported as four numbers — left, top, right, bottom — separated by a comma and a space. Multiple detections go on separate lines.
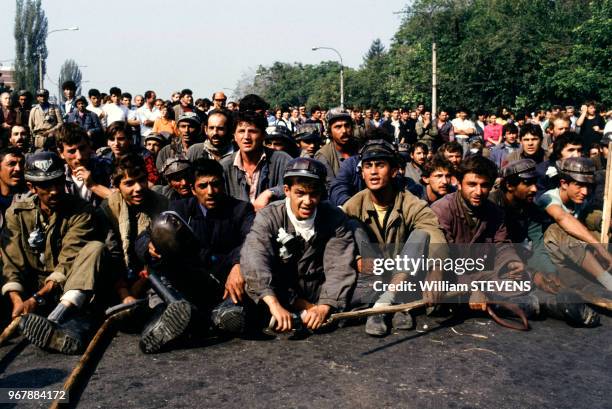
153, 157, 193, 201
29, 89, 63, 150
537, 157, 612, 293
156, 112, 203, 172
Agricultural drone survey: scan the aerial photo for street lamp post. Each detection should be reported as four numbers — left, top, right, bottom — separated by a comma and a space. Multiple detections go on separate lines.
312, 46, 344, 110
39, 26, 79, 89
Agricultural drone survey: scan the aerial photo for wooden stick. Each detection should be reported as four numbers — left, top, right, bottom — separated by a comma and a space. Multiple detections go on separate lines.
600, 141, 612, 243
574, 290, 612, 310
0, 316, 21, 347
326, 291, 466, 324
48, 307, 136, 409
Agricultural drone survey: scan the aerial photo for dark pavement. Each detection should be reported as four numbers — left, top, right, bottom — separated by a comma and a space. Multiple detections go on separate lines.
0, 313, 610, 409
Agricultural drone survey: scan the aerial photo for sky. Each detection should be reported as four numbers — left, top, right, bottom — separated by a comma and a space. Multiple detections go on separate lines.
0, 0, 409, 101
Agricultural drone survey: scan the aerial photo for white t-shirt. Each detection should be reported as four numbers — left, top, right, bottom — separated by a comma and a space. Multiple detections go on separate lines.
137, 105, 161, 136
451, 118, 475, 140
536, 188, 587, 219
87, 104, 103, 118
102, 103, 128, 127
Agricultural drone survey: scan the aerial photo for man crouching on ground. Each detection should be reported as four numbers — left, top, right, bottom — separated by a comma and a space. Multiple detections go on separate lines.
241, 157, 357, 332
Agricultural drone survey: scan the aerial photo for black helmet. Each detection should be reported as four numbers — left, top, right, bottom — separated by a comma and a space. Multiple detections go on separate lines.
25, 152, 65, 182
150, 211, 199, 260
265, 125, 293, 142
359, 139, 398, 164
283, 157, 327, 183
295, 123, 322, 142
36, 89, 49, 97
325, 107, 352, 126
557, 157, 596, 184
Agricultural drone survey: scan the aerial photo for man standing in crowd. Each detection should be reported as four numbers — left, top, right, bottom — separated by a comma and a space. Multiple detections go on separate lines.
221, 110, 291, 210
489, 123, 520, 168
577, 102, 605, 152
212, 92, 227, 111
536, 132, 583, 195
187, 110, 234, 162
451, 108, 476, 154
67, 96, 103, 142
102, 87, 129, 128
29, 89, 63, 150
137, 90, 160, 140
4, 152, 106, 354
60, 81, 77, 120
87, 89, 105, 121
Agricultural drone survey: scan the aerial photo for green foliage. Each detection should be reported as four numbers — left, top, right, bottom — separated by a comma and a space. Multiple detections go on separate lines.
13, 0, 47, 92
57, 59, 82, 100
237, 0, 610, 111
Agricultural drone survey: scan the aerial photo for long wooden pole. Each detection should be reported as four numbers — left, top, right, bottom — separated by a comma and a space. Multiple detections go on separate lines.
600, 141, 612, 243
0, 317, 21, 347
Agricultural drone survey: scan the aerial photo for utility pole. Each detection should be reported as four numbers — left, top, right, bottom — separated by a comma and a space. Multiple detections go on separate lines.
432, 41, 437, 119
38, 54, 43, 89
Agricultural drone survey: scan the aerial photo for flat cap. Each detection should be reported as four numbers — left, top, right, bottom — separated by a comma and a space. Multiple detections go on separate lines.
161, 157, 191, 178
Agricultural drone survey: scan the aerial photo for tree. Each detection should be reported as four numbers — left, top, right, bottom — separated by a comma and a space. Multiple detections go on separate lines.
57, 59, 82, 100
364, 38, 386, 62
13, 0, 48, 92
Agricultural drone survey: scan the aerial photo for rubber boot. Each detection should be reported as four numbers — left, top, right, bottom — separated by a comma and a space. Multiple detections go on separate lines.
365, 314, 389, 337
210, 298, 247, 335
20, 311, 93, 355
539, 290, 600, 327
139, 272, 193, 354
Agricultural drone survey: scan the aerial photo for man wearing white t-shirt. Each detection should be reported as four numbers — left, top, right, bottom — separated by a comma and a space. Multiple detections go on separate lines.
137, 90, 160, 139
451, 108, 476, 155
102, 87, 129, 128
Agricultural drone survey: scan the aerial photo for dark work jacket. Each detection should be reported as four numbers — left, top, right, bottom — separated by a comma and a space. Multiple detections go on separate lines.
67, 110, 102, 135
431, 192, 521, 274
169, 196, 255, 283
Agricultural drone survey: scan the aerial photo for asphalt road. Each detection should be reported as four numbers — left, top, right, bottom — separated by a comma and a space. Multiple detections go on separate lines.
0, 312, 610, 409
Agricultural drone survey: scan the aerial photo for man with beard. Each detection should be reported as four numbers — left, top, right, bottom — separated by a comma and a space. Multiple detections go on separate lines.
342, 141, 447, 336
56, 123, 113, 207
187, 110, 234, 162
221, 110, 291, 210
505, 124, 548, 165
153, 157, 193, 201
156, 113, 203, 172
403, 142, 428, 184
537, 157, 612, 293
419, 156, 453, 204
0, 147, 26, 221
9, 125, 30, 152
241, 158, 356, 333
315, 107, 359, 188
4, 152, 106, 354
29, 89, 63, 149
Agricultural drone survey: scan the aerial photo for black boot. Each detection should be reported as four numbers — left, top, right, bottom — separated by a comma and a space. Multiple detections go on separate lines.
540, 290, 600, 327
365, 314, 389, 337
210, 299, 246, 335
139, 300, 193, 354
20, 312, 93, 355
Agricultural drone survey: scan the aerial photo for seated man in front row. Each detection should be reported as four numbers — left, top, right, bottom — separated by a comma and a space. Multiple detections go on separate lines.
342, 139, 448, 336
240, 158, 357, 332
3, 152, 106, 354
537, 157, 612, 295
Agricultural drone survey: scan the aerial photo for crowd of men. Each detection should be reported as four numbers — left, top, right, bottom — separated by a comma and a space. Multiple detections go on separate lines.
0, 80, 610, 356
